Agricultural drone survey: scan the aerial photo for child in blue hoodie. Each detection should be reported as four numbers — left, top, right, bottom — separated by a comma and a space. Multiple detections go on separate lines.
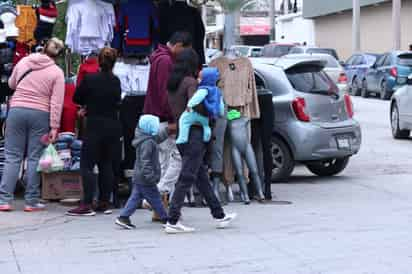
176, 67, 224, 144
116, 115, 168, 229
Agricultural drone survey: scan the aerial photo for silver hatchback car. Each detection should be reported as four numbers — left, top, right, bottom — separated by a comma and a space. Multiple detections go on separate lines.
253, 57, 362, 180
390, 74, 412, 139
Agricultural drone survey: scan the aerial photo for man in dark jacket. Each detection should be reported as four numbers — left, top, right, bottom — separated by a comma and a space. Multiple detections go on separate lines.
116, 115, 168, 229
143, 32, 193, 199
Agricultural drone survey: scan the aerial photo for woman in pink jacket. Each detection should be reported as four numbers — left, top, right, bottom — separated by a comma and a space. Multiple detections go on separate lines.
0, 38, 65, 212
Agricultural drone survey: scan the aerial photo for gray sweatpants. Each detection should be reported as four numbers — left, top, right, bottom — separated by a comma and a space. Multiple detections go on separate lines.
0, 107, 49, 205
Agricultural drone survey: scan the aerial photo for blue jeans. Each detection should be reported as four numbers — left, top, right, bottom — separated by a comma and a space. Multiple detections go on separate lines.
120, 183, 168, 222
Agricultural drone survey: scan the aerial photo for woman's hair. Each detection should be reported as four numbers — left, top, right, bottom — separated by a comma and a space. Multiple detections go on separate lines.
167, 48, 199, 93
98, 47, 118, 72
43, 37, 64, 58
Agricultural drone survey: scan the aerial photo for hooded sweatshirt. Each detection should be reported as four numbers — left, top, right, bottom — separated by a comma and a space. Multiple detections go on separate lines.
143, 44, 174, 122
8, 53, 65, 129
198, 67, 223, 118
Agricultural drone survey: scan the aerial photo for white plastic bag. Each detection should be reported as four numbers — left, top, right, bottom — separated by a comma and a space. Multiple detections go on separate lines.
37, 144, 64, 173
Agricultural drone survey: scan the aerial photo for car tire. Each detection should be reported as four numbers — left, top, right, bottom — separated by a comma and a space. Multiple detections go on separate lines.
306, 157, 350, 177
361, 79, 369, 98
391, 102, 410, 139
380, 81, 391, 100
351, 77, 361, 96
271, 136, 295, 182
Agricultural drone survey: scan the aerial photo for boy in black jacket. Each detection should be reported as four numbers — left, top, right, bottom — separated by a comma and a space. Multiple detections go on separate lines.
116, 115, 168, 229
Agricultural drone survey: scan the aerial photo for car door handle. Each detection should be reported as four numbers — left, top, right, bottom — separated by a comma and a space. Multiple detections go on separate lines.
331, 114, 339, 120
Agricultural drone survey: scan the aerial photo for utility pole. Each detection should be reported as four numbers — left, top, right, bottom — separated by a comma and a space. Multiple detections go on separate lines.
352, 0, 361, 53
269, 0, 276, 41
392, 0, 401, 50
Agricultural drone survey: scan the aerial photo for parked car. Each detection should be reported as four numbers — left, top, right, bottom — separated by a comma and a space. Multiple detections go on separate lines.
343, 53, 381, 96
289, 46, 340, 60
261, 43, 297, 58
390, 74, 412, 139
230, 45, 263, 57
283, 53, 349, 92
361, 51, 412, 100
205, 48, 223, 64
252, 57, 362, 180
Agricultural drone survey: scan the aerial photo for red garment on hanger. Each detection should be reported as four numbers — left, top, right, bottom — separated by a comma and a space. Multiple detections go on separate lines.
13, 42, 30, 65
60, 82, 78, 133
76, 57, 99, 86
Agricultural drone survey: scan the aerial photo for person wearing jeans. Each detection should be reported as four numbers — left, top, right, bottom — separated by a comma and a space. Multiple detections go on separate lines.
116, 115, 168, 229
0, 38, 65, 212
165, 48, 237, 233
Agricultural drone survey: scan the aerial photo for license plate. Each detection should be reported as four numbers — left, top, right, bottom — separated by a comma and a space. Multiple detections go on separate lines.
336, 137, 350, 149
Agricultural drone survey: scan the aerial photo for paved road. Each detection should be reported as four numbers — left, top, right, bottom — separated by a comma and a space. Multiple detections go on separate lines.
1, 97, 412, 274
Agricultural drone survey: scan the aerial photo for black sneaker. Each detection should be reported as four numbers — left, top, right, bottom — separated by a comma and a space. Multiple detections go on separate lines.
115, 217, 136, 230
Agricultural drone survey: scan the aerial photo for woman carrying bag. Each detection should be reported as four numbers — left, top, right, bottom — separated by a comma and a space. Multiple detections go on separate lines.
0, 38, 65, 212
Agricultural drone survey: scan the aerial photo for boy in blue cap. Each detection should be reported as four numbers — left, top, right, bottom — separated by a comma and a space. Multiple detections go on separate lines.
116, 114, 168, 229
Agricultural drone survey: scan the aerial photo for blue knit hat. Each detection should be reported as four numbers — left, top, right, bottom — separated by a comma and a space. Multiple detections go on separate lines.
138, 115, 160, 136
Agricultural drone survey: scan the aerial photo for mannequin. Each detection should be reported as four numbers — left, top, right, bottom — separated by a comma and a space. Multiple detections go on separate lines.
228, 114, 264, 204
1, 12, 18, 38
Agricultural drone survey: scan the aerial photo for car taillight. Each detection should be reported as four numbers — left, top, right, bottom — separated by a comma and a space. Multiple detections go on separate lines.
292, 97, 310, 122
338, 73, 348, 84
390, 67, 398, 77
344, 94, 354, 118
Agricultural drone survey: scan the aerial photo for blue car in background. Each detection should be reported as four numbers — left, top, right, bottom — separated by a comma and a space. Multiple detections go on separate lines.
361, 51, 412, 100
344, 53, 381, 96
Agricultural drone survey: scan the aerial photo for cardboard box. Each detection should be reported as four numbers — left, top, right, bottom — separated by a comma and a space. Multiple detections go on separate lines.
41, 172, 83, 200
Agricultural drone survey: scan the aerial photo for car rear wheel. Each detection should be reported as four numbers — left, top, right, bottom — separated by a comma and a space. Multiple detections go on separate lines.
380, 81, 391, 100
306, 157, 350, 177
361, 79, 369, 98
391, 102, 410, 139
271, 136, 295, 182
351, 78, 361, 96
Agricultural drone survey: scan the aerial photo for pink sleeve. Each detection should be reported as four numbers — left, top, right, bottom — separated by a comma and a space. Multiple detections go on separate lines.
50, 71, 65, 129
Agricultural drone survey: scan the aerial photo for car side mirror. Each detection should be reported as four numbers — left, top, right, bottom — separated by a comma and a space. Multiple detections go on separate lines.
339, 61, 346, 67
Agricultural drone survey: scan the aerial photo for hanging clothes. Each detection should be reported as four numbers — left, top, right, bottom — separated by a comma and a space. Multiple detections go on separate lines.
65, 0, 115, 54
12, 41, 29, 65
0, 41, 13, 102
113, 60, 150, 97
15, 5, 37, 45
114, 0, 158, 57
60, 81, 78, 133
76, 57, 99, 87
158, 1, 205, 65
209, 57, 260, 119
34, 1, 58, 43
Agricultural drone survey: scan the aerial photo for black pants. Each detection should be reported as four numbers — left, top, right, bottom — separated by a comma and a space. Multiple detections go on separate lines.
168, 127, 225, 225
81, 118, 121, 205
120, 96, 145, 171
252, 92, 274, 200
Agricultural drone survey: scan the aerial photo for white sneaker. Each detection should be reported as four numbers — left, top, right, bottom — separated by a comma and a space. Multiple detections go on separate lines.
216, 213, 237, 229
164, 222, 195, 234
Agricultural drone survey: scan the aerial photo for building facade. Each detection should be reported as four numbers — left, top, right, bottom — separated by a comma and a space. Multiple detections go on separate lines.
303, 0, 412, 60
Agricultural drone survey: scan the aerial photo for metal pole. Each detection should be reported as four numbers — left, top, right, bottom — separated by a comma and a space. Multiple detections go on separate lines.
392, 0, 401, 50
283, 0, 288, 15
269, 0, 276, 41
352, 0, 361, 53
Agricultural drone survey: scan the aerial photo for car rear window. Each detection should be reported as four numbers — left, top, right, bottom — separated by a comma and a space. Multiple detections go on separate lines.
286, 66, 338, 95
365, 55, 378, 65
263, 45, 293, 57
397, 54, 412, 66
323, 56, 339, 68
307, 48, 339, 60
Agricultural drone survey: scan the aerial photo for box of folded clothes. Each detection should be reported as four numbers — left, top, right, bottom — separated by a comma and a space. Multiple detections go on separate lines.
41, 171, 83, 200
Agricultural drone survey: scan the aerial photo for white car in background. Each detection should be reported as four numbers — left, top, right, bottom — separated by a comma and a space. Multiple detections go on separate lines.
230, 45, 263, 58
390, 74, 412, 139
283, 53, 349, 93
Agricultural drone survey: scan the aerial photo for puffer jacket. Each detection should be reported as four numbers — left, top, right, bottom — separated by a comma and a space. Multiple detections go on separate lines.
132, 127, 161, 186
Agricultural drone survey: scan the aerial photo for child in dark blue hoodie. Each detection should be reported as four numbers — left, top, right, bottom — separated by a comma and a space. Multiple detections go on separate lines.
116, 115, 168, 229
